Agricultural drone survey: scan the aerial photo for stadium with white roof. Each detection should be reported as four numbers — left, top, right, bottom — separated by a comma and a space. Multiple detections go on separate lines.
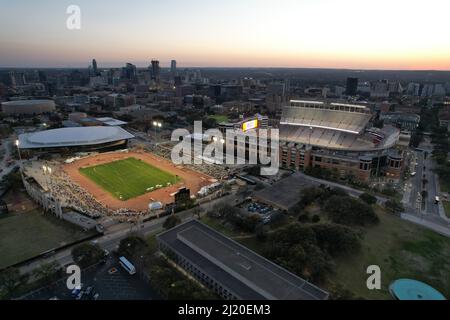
279, 100, 403, 182
17, 126, 134, 153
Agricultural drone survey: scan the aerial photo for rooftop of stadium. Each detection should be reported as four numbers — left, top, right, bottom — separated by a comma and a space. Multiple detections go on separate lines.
18, 126, 134, 149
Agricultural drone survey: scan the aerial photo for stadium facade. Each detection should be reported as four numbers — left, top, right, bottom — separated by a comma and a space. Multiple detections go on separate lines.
1, 99, 56, 115
218, 101, 403, 182
279, 100, 403, 182
17, 126, 134, 154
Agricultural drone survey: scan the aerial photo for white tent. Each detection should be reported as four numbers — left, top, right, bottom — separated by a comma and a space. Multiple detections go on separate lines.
148, 201, 163, 211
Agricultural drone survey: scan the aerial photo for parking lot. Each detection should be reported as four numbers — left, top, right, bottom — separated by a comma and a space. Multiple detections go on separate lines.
239, 200, 273, 216
23, 256, 160, 300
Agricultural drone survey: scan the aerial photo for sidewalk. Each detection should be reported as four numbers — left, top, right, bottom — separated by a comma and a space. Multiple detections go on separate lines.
401, 213, 450, 238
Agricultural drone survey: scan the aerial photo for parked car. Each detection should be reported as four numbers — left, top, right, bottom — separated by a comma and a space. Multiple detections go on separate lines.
85, 286, 93, 297
75, 291, 84, 300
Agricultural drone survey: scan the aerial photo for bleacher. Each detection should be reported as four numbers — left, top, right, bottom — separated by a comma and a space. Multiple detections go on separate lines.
280, 104, 372, 134
277, 101, 403, 151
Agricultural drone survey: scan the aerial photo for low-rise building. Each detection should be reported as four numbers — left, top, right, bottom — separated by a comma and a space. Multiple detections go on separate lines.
157, 220, 329, 300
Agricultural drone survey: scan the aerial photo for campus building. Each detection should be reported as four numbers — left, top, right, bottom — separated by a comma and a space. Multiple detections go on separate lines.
157, 220, 329, 300
1, 99, 56, 115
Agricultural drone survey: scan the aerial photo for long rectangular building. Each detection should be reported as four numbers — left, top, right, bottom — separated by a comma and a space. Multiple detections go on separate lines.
157, 219, 329, 300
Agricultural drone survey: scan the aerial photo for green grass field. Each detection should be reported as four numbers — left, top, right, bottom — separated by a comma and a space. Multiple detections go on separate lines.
79, 157, 180, 200
208, 115, 229, 123
330, 208, 450, 299
0, 210, 94, 269
443, 201, 450, 218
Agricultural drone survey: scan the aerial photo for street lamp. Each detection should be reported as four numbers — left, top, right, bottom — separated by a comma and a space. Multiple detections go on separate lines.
152, 121, 162, 142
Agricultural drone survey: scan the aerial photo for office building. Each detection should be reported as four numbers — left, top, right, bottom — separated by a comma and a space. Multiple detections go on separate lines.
151, 59, 160, 83
170, 60, 177, 77
346, 77, 358, 95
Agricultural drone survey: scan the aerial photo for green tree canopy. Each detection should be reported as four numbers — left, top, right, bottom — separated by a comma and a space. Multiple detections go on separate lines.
71, 243, 105, 268
323, 195, 379, 226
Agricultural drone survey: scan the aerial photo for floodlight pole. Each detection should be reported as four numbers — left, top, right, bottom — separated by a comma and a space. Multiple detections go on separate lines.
15, 139, 24, 178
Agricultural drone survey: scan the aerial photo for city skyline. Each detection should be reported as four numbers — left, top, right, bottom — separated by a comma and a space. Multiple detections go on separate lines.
1, 0, 450, 70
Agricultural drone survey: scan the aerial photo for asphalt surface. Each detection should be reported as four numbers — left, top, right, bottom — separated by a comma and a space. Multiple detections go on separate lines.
22, 255, 159, 300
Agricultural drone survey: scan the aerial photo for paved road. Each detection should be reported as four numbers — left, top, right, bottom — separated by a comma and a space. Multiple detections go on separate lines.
410, 150, 424, 213
296, 172, 388, 205
410, 138, 448, 221
401, 213, 450, 237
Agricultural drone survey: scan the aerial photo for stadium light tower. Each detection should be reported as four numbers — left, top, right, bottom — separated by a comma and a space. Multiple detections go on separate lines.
15, 139, 23, 177
42, 164, 53, 192
152, 121, 162, 142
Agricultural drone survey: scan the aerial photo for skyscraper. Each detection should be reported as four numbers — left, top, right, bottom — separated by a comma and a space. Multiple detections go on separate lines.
122, 63, 137, 81
170, 60, 177, 77
346, 77, 358, 95
92, 59, 98, 75
151, 60, 160, 83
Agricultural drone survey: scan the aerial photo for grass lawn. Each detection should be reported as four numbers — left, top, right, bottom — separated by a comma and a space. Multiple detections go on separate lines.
79, 157, 180, 200
440, 177, 450, 193
329, 208, 450, 299
0, 209, 94, 269
199, 215, 248, 238
443, 201, 450, 218
208, 115, 229, 123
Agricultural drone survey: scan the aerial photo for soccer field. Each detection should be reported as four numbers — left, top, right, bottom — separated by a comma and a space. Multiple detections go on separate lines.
79, 157, 180, 200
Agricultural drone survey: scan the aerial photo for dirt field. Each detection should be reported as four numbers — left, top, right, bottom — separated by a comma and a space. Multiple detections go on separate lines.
63, 151, 215, 211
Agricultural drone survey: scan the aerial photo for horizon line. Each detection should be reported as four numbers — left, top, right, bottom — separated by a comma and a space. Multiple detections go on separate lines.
1, 65, 450, 72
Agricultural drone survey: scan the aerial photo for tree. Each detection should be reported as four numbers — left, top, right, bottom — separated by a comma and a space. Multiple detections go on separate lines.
381, 185, 398, 198
329, 283, 358, 300
168, 279, 215, 300
163, 215, 181, 230
298, 187, 325, 208
71, 243, 105, 268
310, 223, 361, 257
385, 199, 404, 214
359, 193, 377, 205
255, 224, 268, 241
191, 206, 203, 219
264, 223, 336, 282
0, 268, 24, 298
324, 195, 379, 226
117, 236, 149, 260
1, 170, 23, 190
298, 214, 310, 223
32, 262, 62, 284
208, 203, 239, 218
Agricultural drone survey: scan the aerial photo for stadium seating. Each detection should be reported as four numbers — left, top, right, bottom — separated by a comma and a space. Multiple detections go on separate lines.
281, 105, 372, 134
